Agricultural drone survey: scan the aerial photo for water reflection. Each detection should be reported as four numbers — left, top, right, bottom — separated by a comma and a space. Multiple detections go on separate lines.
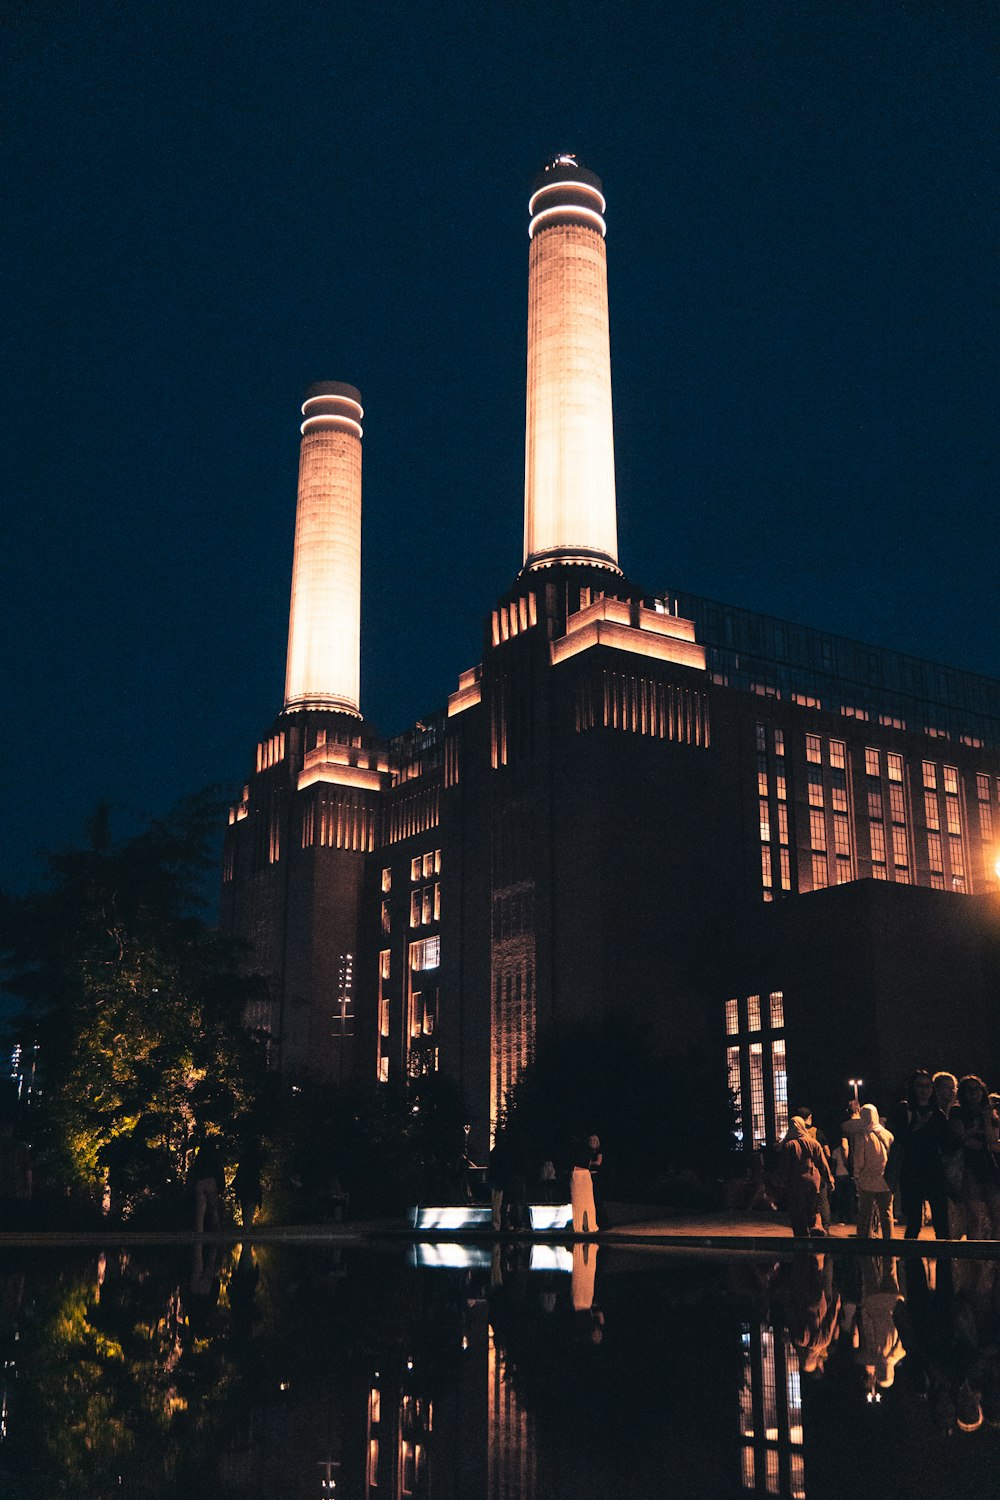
1, 1244, 1000, 1496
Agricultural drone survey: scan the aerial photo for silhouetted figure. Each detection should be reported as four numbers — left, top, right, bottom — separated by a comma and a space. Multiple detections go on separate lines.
189, 1137, 225, 1233
587, 1133, 607, 1229
947, 1074, 1000, 1238
233, 1138, 264, 1231
796, 1108, 831, 1231
780, 1116, 833, 1238
887, 1070, 948, 1239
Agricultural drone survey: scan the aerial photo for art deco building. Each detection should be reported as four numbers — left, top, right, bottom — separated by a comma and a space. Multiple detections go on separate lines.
221, 157, 1000, 1151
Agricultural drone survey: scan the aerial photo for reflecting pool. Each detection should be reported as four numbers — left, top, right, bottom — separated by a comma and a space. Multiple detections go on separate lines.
1, 1242, 999, 1496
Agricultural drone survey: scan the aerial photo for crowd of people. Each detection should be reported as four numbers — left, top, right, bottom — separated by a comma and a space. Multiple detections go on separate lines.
774, 1070, 1000, 1242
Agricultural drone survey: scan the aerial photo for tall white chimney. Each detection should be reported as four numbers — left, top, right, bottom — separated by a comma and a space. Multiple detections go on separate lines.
283, 382, 364, 716
523, 156, 620, 574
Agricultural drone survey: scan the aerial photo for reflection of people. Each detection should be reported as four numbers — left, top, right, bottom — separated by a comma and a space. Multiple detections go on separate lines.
857, 1256, 905, 1398
189, 1136, 225, 1233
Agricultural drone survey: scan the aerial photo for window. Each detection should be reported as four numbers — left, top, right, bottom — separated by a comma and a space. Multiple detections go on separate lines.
747, 995, 761, 1032
769, 990, 784, 1027
892, 826, 909, 867
812, 854, 829, 888
771, 1039, 789, 1143
422, 851, 435, 879
756, 723, 767, 753
381, 867, 392, 892
421, 887, 433, 925
808, 775, 824, 809
871, 824, 887, 864
945, 797, 961, 836
779, 848, 791, 890
777, 805, 789, 845
887, 752, 903, 782
809, 810, 827, 849
727, 1045, 743, 1143
980, 803, 994, 841
774, 728, 785, 757
944, 766, 959, 795
927, 832, 943, 872
757, 755, 768, 797
410, 891, 421, 928
410, 857, 421, 882
410, 935, 440, 971
726, 998, 740, 1035
833, 814, 851, 856
381, 901, 391, 935
806, 734, 822, 764
865, 748, 881, 777
925, 791, 940, 829
379, 997, 390, 1037
831, 784, 848, 813
776, 774, 787, 802
868, 788, 883, 820
829, 740, 846, 769
761, 847, 773, 889
888, 784, 905, 823
923, 761, 938, 790
950, 837, 966, 876
748, 1044, 766, 1147
977, 773, 990, 801
759, 797, 771, 842
379, 949, 391, 979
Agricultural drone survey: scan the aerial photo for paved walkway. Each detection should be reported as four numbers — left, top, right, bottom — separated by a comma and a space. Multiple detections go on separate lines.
1, 1208, 998, 1256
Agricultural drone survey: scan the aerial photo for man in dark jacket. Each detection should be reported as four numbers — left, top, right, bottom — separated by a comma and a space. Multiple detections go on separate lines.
781, 1116, 835, 1238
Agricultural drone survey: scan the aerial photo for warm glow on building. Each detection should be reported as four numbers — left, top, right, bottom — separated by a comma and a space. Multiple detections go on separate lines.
283, 382, 364, 715
523, 158, 619, 574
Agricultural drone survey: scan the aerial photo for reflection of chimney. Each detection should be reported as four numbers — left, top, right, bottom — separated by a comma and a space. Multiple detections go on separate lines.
523, 156, 620, 575
283, 382, 364, 716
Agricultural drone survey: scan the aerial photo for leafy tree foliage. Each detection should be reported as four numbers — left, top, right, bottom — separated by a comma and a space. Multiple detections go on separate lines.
0, 793, 267, 1217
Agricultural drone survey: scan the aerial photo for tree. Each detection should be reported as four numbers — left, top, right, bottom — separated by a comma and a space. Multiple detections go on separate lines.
0, 791, 267, 1218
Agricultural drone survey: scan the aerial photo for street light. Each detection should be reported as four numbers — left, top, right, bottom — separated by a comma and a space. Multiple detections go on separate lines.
849, 1078, 863, 1103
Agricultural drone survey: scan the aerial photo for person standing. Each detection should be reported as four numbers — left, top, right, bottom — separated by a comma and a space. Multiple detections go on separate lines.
233, 1137, 264, 1232
189, 1136, 225, 1234
587, 1134, 607, 1231
887, 1070, 948, 1239
780, 1117, 834, 1238
797, 1109, 832, 1231
854, 1104, 895, 1242
947, 1075, 1000, 1239
571, 1149, 598, 1235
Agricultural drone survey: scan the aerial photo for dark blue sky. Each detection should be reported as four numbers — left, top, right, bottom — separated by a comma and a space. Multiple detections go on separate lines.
3, 0, 997, 897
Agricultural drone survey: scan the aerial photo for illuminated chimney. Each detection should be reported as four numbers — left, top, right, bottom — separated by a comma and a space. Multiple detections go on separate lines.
283, 382, 364, 716
523, 156, 620, 574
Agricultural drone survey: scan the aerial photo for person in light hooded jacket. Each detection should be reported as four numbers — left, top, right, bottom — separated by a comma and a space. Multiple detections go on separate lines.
854, 1103, 895, 1242
780, 1117, 834, 1238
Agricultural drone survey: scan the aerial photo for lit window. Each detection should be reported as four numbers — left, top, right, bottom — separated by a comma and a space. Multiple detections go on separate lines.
761, 847, 773, 889
812, 854, 829, 888
777, 805, 789, 845
410, 891, 421, 928
779, 848, 791, 889
748, 1043, 766, 1147
871, 824, 887, 864
757, 753, 768, 797
381, 867, 392, 892
833, 814, 851, 856
421, 887, 433, 925
410, 936, 440, 971
774, 728, 785, 757
410, 856, 421, 882
776, 775, 787, 802
808, 775, 824, 809
888, 785, 905, 823
892, 826, 909, 867
887, 752, 903, 782
868, 788, 883, 820
772, 1037, 789, 1142
726, 998, 740, 1035
927, 832, 943, 872
923, 761, 937, 790
925, 791, 940, 829
976, 773, 990, 801
950, 837, 965, 876
980, 803, 993, 841
378, 1057, 389, 1083
381, 901, 391, 935
434, 848, 441, 874
945, 797, 961, 836
759, 797, 771, 842
809, 809, 826, 849
747, 994, 761, 1032
379, 997, 390, 1037
423, 852, 434, 879
806, 734, 822, 764
769, 990, 784, 1027
829, 740, 846, 769
865, 748, 880, 777
379, 949, 391, 979
727, 1045, 743, 1141
831, 784, 848, 813
944, 766, 959, 796
433, 882, 441, 921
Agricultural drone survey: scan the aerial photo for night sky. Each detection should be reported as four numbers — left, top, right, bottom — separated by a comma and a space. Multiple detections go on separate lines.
4, 0, 997, 900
